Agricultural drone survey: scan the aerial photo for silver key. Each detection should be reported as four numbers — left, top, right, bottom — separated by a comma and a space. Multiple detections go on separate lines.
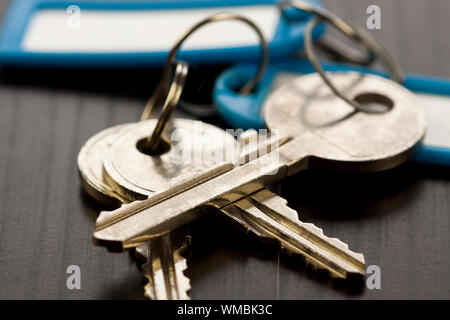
77, 122, 192, 300
97, 118, 236, 296
97, 114, 365, 279
93, 73, 426, 280
96, 127, 366, 279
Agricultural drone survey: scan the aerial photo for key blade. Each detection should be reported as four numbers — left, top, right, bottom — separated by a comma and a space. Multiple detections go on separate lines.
221, 189, 365, 279
136, 233, 191, 300
93, 139, 302, 251
96, 162, 234, 231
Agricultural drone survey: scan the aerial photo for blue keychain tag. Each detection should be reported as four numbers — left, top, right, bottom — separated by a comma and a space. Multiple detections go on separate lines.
214, 59, 450, 166
0, 0, 324, 67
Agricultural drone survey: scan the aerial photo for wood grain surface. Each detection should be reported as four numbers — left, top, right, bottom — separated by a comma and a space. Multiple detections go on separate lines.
0, 0, 449, 299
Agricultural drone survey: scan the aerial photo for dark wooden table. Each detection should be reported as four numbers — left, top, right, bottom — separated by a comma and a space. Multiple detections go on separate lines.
0, 0, 449, 299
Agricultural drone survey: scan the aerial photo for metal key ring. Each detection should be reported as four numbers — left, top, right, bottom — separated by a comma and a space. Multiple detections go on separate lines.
140, 12, 269, 121
142, 60, 189, 153
314, 37, 375, 66
280, 0, 404, 113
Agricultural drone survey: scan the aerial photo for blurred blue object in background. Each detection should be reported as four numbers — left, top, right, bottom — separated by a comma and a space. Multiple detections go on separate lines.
0, 0, 325, 67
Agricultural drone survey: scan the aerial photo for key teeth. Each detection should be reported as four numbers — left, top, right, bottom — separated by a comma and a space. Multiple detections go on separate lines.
268, 229, 365, 280
329, 237, 350, 251
259, 192, 362, 265
295, 249, 365, 282
354, 252, 365, 264
246, 225, 363, 278
142, 257, 191, 300
302, 222, 324, 236
142, 263, 154, 300
138, 240, 191, 300
118, 200, 141, 212
176, 257, 192, 300
241, 215, 365, 278
302, 222, 362, 260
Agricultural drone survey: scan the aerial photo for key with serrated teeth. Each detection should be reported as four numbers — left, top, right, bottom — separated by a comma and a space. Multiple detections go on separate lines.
221, 189, 364, 279
94, 73, 426, 282
77, 119, 192, 300
135, 231, 191, 300
85, 113, 236, 298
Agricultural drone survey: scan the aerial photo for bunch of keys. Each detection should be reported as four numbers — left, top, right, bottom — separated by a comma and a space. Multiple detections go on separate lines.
78, 13, 269, 300
78, 59, 194, 299
78, 10, 427, 300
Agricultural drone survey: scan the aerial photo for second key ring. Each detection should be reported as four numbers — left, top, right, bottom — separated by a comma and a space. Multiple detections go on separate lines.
141, 12, 269, 122
280, 0, 404, 114
142, 60, 189, 153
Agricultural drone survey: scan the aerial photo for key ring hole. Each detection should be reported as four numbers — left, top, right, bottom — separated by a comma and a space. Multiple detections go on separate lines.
280, 1, 403, 114
353, 92, 394, 114
136, 137, 171, 156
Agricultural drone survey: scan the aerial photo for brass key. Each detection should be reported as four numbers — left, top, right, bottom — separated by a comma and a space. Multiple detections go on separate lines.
93, 73, 426, 282
78, 122, 192, 300
77, 61, 194, 300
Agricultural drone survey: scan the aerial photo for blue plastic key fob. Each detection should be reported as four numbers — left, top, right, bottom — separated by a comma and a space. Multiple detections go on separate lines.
0, 0, 325, 67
